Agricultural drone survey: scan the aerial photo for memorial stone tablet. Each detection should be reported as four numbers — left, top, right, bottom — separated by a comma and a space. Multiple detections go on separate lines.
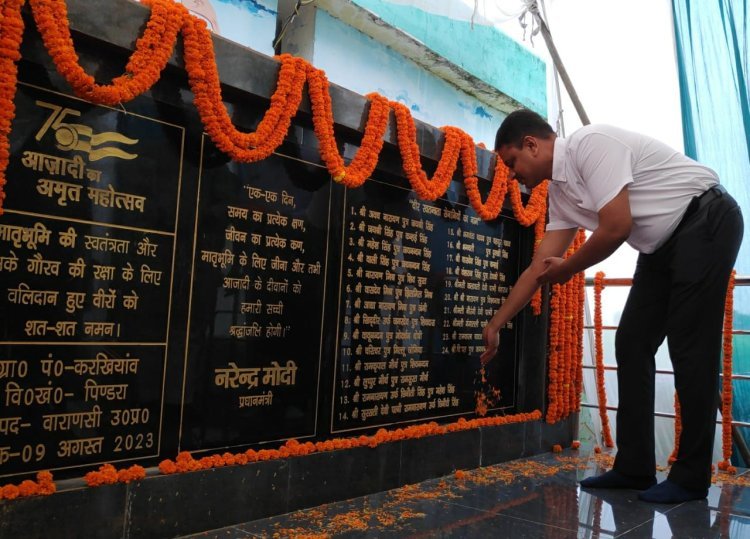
0, 83, 184, 477
331, 174, 521, 432
179, 140, 332, 450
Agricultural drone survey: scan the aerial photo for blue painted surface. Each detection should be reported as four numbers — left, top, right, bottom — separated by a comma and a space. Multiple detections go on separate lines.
351, 0, 546, 115
313, 10, 507, 147
217, 0, 276, 15
198, 0, 277, 56
673, 0, 750, 463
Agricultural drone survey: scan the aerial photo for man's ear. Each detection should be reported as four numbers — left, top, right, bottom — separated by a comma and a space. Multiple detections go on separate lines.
523, 135, 538, 155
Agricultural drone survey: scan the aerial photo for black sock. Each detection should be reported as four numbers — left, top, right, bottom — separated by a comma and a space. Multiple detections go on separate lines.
580, 470, 656, 490
638, 480, 707, 503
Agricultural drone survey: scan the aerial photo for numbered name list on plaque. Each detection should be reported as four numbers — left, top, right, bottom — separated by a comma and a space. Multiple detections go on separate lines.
332, 176, 521, 432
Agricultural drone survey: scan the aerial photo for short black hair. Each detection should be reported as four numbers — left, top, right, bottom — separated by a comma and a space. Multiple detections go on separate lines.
494, 109, 555, 150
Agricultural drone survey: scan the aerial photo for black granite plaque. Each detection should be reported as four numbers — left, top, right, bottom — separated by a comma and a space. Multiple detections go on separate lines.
0, 82, 184, 477
331, 173, 521, 432
179, 140, 332, 451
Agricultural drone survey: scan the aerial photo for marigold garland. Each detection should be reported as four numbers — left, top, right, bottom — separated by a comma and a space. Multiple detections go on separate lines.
669, 392, 681, 465
574, 259, 585, 411
571, 243, 585, 414
84, 463, 146, 487
389, 100, 461, 201
182, 13, 308, 162
0, 471, 56, 500
30, 0, 184, 105
463, 146, 508, 221
508, 178, 550, 318
545, 230, 585, 424
529, 214, 547, 315
546, 280, 562, 422
593, 271, 614, 447
718, 270, 737, 473
508, 178, 548, 227
0, 0, 25, 215
560, 275, 570, 418
157, 410, 543, 476
0, 0, 555, 229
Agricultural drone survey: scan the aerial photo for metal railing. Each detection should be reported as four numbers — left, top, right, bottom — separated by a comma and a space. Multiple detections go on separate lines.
579, 274, 750, 460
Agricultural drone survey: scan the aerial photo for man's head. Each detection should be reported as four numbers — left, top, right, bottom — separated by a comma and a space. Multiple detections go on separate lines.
494, 109, 556, 189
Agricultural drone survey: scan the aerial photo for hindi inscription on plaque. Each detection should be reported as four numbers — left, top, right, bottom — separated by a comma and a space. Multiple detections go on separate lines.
180, 142, 332, 450
0, 83, 184, 477
331, 174, 521, 432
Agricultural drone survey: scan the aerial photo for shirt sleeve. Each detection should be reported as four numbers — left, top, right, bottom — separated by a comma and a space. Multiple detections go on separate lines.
546, 183, 579, 231
576, 133, 634, 211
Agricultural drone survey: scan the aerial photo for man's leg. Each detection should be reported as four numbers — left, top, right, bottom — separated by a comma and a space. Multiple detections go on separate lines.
611, 253, 670, 478
639, 194, 743, 503
580, 252, 668, 489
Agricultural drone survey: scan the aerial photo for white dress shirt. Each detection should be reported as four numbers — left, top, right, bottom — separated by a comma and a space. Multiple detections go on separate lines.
547, 124, 718, 253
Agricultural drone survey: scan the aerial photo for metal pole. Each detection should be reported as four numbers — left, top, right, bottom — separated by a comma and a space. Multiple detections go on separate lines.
533, 11, 590, 126
539, 0, 565, 137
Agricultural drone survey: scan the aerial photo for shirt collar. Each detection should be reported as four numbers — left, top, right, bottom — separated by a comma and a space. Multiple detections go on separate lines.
551, 136, 568, 183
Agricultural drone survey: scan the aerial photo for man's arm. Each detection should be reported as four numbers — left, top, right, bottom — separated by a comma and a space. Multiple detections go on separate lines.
481, 227, 578, 365
538, 187, 632, 285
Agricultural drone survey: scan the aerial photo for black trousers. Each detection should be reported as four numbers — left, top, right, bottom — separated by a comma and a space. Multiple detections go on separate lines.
612, 186, 744, 490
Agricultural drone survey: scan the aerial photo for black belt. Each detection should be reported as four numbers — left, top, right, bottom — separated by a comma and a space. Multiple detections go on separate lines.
682, 184, 726, 222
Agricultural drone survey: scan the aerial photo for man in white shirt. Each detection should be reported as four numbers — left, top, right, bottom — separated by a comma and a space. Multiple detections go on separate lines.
481, 109, 743, 503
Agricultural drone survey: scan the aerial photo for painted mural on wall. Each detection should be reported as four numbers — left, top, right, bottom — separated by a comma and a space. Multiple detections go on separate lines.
314, 10, 505, 148
349, 0, 547, 116
139, 0, 278, 56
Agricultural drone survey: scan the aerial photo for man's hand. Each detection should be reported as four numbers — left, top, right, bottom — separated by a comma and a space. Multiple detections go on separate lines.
478, 229, 577, 367
537, 257, 573, 285
481, 321, 501, 366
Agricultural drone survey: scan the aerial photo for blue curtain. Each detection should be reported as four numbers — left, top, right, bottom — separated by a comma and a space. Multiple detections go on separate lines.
672, 0, 750, 463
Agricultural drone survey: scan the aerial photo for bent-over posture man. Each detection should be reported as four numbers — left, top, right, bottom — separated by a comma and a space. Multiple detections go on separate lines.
481, 109, 743, 503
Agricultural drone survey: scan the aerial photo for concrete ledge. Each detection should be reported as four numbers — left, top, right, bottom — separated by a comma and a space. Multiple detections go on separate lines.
0, 417, 575, 538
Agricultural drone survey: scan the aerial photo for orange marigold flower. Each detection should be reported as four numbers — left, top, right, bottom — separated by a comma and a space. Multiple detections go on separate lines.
36, 471, 53, 484
18, 480, 38, 497
175, 451, 193, 463
2, 484, 19, 500
158, 459, 177, 474
38, 481, 56, 496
